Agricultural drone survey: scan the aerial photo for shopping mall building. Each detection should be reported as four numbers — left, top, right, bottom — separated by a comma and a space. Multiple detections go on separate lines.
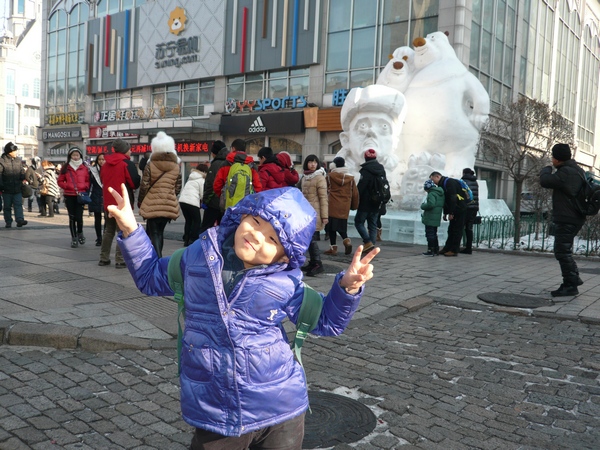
40, 0, 600, 208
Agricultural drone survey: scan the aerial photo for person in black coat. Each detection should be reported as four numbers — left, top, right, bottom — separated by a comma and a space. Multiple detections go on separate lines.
89, 153, 107, 246
199, 140, 228, 232
460, 168, 480, 254
430, 171, 467, 256
355, 149, 387, 254
0, 142, 27, 228
540, 143, 586, 297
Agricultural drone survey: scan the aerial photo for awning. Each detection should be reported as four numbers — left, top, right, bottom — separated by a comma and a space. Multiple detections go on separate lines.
104, 118, 219, 135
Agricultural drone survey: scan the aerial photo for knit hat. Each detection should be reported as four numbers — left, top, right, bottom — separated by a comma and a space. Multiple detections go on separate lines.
112, 139, 130, 154
68, 148, 82, 158
211, 140, 226, 155
332, 156, 345, 168
552, 143, 571, 162
364, 149, 377, 161
424, 179, 436, 191
151, 131, 176, 155
3, 142, 17, 153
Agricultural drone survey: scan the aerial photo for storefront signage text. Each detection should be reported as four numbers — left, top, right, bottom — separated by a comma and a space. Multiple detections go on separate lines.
94, 105, 182, 123
226, 95, 308, 114
155, 37, 200, 69
89, 126, 138, 139
42, 128, 82, 141
46, 112, 84, 126
332, 89, 349, 107
87, 141, 212, 155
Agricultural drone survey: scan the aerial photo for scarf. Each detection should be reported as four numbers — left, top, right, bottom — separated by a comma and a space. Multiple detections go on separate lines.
302, 167, 325, 181
69, 159, 83, 171
90, 165, 102, 188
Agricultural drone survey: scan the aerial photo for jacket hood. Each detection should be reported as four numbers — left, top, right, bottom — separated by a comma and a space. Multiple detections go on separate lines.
104, 153, 130, 167
218, 187, 316, 269
360, 159, 386, 176
214, 147, 229, 161
276, 152, 293, 168
462, 173, 477, 182
187, 169, 205, 181
226, 151, 254, 165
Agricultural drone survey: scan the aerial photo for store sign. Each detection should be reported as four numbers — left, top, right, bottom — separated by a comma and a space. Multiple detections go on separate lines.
42, 128, 82, 142
155, 7, 200, 69
220, 111, 304, 135
47, 146, 70, 157
332, 89, 350, 107
87, 141, 213, 155
225, 95, 308, 113
89, 126, 138, 140
46, 112, 84, 126
93, 106, 181, 122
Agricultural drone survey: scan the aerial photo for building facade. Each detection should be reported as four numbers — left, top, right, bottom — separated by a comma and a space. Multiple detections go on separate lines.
39, 0, 600, 209
1, 0, 42, 161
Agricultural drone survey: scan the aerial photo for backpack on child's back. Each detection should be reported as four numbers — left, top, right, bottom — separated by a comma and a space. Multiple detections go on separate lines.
220, 153, 254, 211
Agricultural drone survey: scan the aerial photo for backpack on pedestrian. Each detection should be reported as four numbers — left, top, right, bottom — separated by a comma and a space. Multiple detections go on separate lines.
220, 154, 254, 211
574, 172, 600, 216
444, 178, 473, 203
370, 174, 391, 205
167, 248, 323, 375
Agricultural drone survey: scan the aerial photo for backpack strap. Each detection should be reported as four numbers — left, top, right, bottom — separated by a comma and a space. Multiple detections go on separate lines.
293, 283, 323, 372
167, 247, 186, 375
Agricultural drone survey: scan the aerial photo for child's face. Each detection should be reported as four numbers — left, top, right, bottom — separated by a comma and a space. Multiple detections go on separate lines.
234, 215, 289, 268
307, 160, 318, 171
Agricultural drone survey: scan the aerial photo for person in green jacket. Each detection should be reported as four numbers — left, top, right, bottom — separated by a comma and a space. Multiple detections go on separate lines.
420, 179, 445, 256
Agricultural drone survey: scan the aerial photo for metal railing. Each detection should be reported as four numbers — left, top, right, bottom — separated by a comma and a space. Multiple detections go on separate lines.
473, 215, 600, 256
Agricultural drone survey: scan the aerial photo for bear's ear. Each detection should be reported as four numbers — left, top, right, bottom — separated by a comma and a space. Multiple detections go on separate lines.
444, 31, 450, 37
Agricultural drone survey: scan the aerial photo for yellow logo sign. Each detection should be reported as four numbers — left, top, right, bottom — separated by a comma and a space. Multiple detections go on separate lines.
168, 7, 187, 35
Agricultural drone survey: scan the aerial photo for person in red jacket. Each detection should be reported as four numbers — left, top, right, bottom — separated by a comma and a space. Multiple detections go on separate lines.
98, 139, 141, 267
257, 146, 286, 190
213, 139, 262, 204
276, 151, 300, 186
57, 148, 91, 248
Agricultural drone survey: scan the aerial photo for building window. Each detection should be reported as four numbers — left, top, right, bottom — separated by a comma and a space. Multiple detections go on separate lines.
5, 104, 15, 134
23, 125, 29, 136
96, 0, 146, 17
33, 78, 40, 99
6, 70, 15, 95
325, 0, 439, 93
152, 80, 214, 119
226, 69, 309, 103
469, 0, 517, 105
92, 89, 143, 119
22, 84, 29, 97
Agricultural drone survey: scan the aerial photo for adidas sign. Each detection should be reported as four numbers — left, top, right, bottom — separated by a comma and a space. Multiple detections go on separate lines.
248, 116, 267, 133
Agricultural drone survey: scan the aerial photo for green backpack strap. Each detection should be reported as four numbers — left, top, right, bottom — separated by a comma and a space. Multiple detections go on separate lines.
293, 283, 323, 372
167, 247, 186, 375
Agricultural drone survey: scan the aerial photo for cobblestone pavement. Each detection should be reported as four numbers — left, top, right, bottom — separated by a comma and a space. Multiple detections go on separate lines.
1, 301, 599, 449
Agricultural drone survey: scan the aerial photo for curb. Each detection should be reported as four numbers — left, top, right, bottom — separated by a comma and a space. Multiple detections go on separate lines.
0, 321, 177, 352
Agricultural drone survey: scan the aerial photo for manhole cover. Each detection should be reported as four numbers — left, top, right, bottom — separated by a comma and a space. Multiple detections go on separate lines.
477, 292, 553, 308
303, 391, 376, 449
579, 268, 600, 275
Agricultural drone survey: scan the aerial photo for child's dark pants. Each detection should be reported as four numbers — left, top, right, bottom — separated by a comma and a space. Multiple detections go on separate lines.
189, 413, 305, 450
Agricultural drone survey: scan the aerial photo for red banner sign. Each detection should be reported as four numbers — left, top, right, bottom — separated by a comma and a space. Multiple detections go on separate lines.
86, 141, 213, 155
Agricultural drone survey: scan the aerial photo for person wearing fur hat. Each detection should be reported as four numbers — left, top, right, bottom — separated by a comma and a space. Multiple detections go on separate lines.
420, 179, 445, 256
58, 148, 91, 247
99, 139, 141, 267
540, 143, 587, 297
0, 142, 27, 228
137, 131, 182, 258
199, 140, 228, 233
355, 149, 387, 255
324, 156, 359, 256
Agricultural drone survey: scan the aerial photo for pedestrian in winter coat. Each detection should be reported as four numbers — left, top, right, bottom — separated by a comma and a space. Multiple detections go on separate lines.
460, 168, 480, 254
430, 171, 467, 257
355, 149, 387, 254
179, 164, 207, 247
199, 140, 228, 233
57, 148, 90, 248
324, 156, 359, 256
300, 154, 328, 276
0, 142, 27, 228
89, 153, 106, 246
420, 179, 445, 256
28, 156, 43, 213
138, 131, 182, 258
39, 160, 60, 218
213, 139, 263, 205
540, 143, 587, 297
99, 139, 141, 268
276, 151, 300, 186
106, 184, 379, 448
257, 146, 286, 190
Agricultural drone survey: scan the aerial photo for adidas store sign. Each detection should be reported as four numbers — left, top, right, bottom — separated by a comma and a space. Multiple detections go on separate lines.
248, 116, 267, 133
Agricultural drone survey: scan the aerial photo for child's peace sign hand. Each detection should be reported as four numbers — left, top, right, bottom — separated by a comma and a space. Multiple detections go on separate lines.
339, 245, 380, 294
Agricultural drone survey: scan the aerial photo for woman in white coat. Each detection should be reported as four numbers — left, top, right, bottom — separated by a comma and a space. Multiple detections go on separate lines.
179, 164, 207, 246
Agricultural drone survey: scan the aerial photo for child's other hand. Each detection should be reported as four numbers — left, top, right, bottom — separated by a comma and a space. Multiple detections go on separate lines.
106, 184, 137, 237
340, 245, 380, 294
